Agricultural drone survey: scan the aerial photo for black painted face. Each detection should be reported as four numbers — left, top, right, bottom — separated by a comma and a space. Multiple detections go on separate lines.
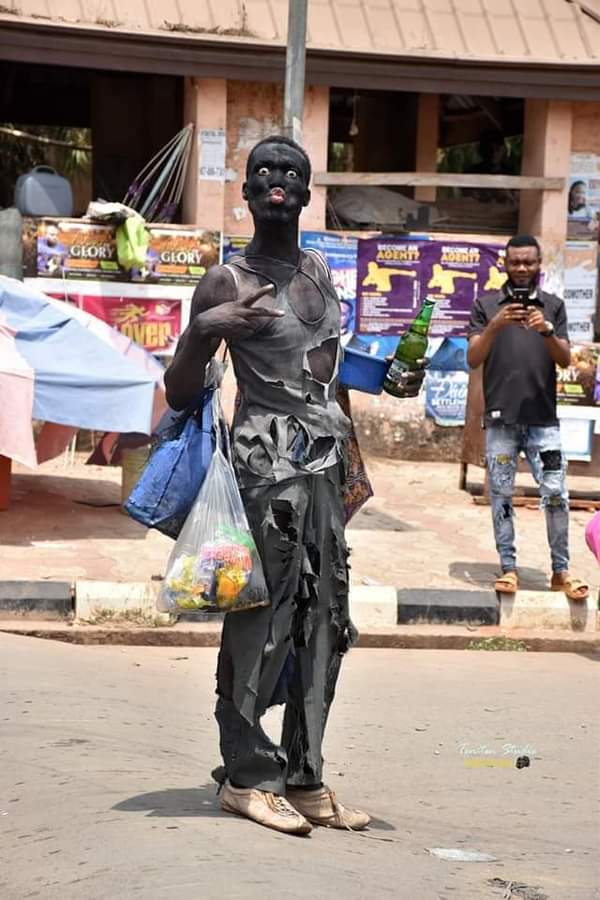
243, 142, 311, 225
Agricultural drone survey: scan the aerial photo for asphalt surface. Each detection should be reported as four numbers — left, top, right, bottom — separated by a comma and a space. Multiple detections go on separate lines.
1, 634, 598, 900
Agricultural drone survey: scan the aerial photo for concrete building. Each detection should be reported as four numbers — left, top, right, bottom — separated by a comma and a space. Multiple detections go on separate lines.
2, 2, 600, 463
1, 1, 600, 271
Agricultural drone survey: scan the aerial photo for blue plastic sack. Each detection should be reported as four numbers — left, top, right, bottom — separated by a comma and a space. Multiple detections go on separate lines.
123, 383, 219, 540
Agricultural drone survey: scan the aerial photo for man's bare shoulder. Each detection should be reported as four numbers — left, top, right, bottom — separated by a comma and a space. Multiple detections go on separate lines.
191, 264, 238, 315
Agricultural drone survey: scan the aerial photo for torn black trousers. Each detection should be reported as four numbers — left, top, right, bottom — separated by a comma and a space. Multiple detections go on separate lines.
215, 464, 356, 794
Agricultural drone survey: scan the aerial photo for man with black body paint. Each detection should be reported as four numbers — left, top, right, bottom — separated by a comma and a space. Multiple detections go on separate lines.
165, 136, 423, 835
468, 234, 589, 601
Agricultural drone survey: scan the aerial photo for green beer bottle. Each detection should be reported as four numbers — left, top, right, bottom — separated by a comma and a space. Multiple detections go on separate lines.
383, 297, 435, 397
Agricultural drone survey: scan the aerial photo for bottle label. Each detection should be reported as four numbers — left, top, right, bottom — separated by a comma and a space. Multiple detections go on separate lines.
385, 358, 410, 383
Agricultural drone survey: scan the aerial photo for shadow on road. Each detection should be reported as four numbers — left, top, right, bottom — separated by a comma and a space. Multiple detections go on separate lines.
113, 785, 398, 832
1, 474, 148, 546
113, 783, 220, 818
449, 561, 548, 591
365, 815, 397, 832
349, 507, 417, 532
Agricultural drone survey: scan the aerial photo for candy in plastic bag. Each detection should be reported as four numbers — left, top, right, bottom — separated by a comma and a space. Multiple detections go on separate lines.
158, 444, 269, 615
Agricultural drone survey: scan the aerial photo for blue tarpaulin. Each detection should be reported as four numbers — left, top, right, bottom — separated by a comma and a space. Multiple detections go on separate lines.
0, 278, 155, 434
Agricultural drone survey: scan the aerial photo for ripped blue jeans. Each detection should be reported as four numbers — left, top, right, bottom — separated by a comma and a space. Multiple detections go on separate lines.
485, 424, 569, 574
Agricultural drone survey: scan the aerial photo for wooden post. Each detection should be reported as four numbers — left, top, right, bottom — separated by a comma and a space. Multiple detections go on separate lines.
0, 455, 12, 511
182, 77, 228, 229
313, 172, 564, 190
302, 86, 330, 230
415, 94, 439, 203
519, 99, 572, 289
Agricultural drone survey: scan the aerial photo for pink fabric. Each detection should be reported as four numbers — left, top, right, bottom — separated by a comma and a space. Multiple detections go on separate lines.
0, 321, 37, 468
585, 511, 600, 565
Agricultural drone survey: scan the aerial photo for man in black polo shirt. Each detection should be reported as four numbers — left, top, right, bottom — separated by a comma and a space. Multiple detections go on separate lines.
468, 234, 589, 600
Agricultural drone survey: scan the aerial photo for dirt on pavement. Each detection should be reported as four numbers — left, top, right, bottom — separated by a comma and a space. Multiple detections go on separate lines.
1, 635, 597, 899
1, 454, 598, 597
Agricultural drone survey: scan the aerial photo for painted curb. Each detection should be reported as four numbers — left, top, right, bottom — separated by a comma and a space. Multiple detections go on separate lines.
397, 588, 498, 626
350, 585, 397, 628
0, 580, 73, 618
499, 590, 596, 633
75, 579, 169, 623
0, 580, 597, 634
1, 624, 599, 655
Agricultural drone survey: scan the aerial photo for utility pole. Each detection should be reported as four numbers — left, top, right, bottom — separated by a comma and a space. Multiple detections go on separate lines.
283, 0, 308, 145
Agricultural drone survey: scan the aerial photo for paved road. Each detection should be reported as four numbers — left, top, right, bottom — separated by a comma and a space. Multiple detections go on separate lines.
1, 635, 598, 899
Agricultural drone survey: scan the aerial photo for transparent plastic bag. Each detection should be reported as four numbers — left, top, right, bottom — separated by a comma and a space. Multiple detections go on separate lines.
158, 406, 269, 616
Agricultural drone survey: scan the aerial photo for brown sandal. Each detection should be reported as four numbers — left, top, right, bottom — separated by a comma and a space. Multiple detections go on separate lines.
495, 571, 518, 594
551, 574, 589, 601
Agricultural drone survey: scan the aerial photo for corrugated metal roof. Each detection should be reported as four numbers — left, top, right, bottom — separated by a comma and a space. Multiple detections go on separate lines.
3, 0, 600, 64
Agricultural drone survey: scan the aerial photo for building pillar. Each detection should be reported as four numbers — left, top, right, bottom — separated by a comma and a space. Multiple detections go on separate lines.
0, 455, 11, 511
301, 85, 330, 231
182, 77, 227, 229
221, 81, 329, 236
414, 93, 439, 203
519, 99, 572, 293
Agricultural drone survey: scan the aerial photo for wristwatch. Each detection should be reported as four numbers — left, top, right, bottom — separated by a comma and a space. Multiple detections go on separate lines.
540, 322, 555, 338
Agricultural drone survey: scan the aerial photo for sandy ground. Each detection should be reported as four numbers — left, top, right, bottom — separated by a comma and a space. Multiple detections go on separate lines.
0, 634, 598, 900
1, 454, 598, 596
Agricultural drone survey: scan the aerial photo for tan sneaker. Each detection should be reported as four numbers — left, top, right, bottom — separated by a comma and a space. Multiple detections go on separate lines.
220, 782, 312, 835
287, 785, 370, 831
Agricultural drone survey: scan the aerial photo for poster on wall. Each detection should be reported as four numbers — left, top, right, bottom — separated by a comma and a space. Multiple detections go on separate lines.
222, 231, 361, 339
146, 227, 219, 284
425, 371, 469, 426
420, 241, 505, 337
559, 418, 594, 462
563, 241, 597, 343
199, 129, 226, 181
36, 221, 118, 280
356, 238, 423, 335
424, 337, 469, 426
567, 154, 600, 241
356, 237, 504, 338
301, 231, 358, 338
556, 343, 600, 406
26, 278, 193, 355
77, 296, 181, 353
222, 235, 250, 262
34, 219, 219, 285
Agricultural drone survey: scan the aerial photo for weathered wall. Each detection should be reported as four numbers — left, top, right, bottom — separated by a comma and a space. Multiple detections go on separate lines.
350, 392, 464, 461
571, 101, 600, 153
223, 81, 329, 236
519, 99, 572, 295
182, 77, 227, 230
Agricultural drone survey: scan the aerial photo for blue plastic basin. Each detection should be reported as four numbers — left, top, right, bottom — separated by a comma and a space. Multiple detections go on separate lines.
339, 347, 389, 395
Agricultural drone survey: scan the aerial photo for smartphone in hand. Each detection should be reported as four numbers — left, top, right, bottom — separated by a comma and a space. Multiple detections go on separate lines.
512, 286, 531, 306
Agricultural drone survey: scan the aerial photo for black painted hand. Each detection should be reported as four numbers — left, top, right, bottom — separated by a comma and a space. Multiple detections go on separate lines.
192, 283, 282, 341
385, 356, 428, 398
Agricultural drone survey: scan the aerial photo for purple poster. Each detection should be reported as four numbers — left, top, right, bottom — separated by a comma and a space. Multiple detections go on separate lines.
421, 242, 504, 336
356, 238, 424, 335
357, 237, 504, 338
